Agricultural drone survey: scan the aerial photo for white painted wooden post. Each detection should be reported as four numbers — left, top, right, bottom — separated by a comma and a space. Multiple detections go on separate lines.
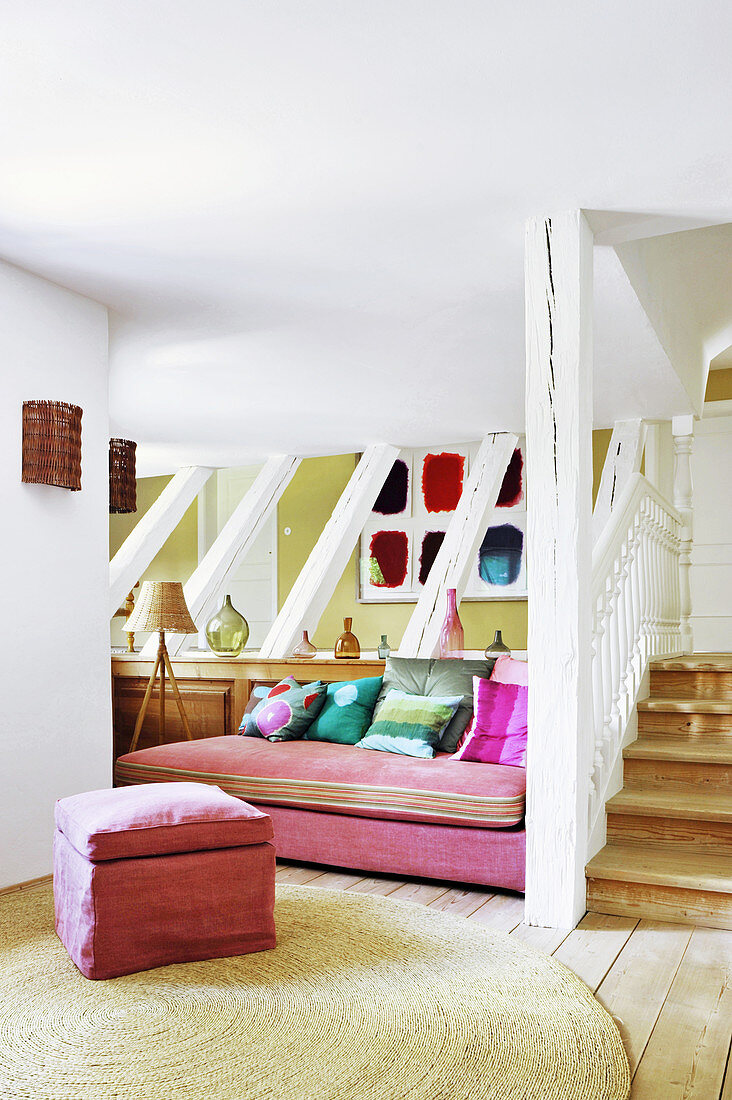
141, 456, 300, 657
109, 466, 214, 618
524, 211, 594, 929
259, 445, 399, 659
672, 414, 694, 653
398, 432, 518, 658
592, 419, 646, 541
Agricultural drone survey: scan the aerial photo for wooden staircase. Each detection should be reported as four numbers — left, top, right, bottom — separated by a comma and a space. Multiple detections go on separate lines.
586, 654, 732, 930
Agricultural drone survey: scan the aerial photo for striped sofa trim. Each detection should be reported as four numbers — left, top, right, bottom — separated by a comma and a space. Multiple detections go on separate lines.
114, 759, 525, 828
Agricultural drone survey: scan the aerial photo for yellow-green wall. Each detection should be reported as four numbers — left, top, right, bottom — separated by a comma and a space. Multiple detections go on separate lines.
110, 433, 617, 653
279, 433, 618, 654
706, 367, 732, 402
109, 475, 198, 646
278, 455, 529, 653
592, 429, 613, 505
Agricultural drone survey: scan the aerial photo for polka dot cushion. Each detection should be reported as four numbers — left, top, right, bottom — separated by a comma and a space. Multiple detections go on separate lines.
305, 676, 383, 745
239, 677, 327, 741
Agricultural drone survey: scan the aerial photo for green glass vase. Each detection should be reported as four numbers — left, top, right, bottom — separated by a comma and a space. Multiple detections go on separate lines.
205, 594, 249, 657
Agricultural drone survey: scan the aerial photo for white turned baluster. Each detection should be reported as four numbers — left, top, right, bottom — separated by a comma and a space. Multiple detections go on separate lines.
601, 577, 615, 747
626, 521, 641, 699
638, 505, 651, 666
672, 416, 694, 654
591, 601, 605, 777
608, 555, 623, 735
589, 473, 684, 845
617, 532, 633, 722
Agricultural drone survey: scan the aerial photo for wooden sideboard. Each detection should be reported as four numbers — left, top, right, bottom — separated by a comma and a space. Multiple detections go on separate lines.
111, 651, 386, 762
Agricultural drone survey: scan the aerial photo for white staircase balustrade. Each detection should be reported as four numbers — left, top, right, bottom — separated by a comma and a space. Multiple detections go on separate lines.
588, 473, 682, 835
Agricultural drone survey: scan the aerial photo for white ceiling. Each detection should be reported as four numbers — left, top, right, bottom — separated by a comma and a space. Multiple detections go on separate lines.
1, 2, 732, 472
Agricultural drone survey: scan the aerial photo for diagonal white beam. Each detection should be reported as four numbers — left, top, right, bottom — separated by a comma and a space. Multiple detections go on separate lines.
109, 466, 214, 618
592, 419, 646, 541
142, 455, 301, 657
399, 432, 518, 658
259, 444, 399, 659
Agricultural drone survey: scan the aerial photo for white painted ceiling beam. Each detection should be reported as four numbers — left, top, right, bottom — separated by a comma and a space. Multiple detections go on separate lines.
524, 211, 594, 931
141, 455, 301, 657
258, 444, 399, 659
592, 419, 646, 541
109, 465, 214, 618
398, 432, 518, 659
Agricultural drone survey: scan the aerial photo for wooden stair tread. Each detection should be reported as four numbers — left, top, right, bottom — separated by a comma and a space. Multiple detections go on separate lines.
639, 696, 732, 714
624, 738, 732, 764
650, 654, 732, 672
586, 843, 732, 893
607, 788, 732, 821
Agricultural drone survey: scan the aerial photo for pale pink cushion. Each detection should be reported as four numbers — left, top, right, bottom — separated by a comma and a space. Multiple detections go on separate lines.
453, 677, 528, 766
55, 781, 274, 862
490, 654, 528, 687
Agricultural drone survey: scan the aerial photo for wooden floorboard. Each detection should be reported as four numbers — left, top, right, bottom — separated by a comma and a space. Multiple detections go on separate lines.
276, 861, 732, 1094
466, 890, 525, 932
630, 926, 732, 1099
552, 912, 639, 993
592, 919, 694, 1074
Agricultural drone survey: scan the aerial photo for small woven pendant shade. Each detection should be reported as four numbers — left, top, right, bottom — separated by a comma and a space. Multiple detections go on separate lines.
109, 438, 137, 513
124, 582, 197, 635
22, 400, 83, 490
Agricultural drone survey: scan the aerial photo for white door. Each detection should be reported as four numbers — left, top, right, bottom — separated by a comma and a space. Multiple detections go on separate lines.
690, 414, 732, 652
197, 466, 277, 650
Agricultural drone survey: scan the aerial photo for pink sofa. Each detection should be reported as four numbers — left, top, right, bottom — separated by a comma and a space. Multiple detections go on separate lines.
115, 735, 526, 892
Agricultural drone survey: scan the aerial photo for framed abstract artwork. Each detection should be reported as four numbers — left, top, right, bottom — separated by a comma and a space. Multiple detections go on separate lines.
359, 441, 527, 602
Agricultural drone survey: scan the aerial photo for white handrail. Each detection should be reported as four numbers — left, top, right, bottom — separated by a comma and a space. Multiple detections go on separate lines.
588, 473, 682, 838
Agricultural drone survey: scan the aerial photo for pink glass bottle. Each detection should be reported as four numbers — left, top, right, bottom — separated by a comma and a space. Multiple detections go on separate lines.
439, 588, 464, 658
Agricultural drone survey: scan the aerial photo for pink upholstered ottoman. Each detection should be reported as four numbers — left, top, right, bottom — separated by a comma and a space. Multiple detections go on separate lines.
53, 782, 276, 980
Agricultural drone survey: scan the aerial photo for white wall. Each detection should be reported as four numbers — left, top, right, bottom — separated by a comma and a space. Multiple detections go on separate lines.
690, 413, 732, 651
0, 260, 111, 888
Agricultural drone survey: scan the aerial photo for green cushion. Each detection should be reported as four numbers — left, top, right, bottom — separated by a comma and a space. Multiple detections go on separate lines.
306, 676, 383, 745
375, 656, 496, 754
357, 689, 463, 759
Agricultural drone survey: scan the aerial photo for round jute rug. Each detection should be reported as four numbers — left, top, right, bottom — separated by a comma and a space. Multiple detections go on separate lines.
0, 883, 629, 1100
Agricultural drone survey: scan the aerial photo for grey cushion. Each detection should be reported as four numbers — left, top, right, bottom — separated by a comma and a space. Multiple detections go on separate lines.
375, 656, 496, 754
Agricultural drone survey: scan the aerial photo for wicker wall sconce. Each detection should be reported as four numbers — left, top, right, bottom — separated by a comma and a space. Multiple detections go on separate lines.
109, 437, 137, 514
22, 400, 83, 490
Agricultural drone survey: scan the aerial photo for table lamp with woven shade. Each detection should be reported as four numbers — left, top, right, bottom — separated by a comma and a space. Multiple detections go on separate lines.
124, 582, 198, 753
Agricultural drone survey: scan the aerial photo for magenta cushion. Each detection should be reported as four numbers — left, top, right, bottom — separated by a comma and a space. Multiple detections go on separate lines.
490, 654, 528, 687
55, 781, 274, 862
454, 677, 528, 766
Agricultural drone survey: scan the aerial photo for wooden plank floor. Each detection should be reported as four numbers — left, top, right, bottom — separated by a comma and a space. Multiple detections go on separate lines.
277, 861, 732, 1099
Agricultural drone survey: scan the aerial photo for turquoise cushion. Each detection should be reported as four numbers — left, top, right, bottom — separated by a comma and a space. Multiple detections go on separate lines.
357, 689, 463, 759
238, 676, 326, 741
306, 676, 383, 745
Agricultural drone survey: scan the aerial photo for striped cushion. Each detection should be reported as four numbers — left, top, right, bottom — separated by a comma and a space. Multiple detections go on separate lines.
115, 738, 525, 830
358, 689, 462, 758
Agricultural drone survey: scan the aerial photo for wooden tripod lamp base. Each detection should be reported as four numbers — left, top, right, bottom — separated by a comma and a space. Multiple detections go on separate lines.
128, 631, 194, 754
123, 582, 199, 755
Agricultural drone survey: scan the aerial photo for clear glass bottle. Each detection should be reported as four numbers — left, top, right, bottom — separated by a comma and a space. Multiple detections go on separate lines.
292, 630, 317, 659
438, 588, 464, 658
377, 634, 391, 660
205, 594, 249, 657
